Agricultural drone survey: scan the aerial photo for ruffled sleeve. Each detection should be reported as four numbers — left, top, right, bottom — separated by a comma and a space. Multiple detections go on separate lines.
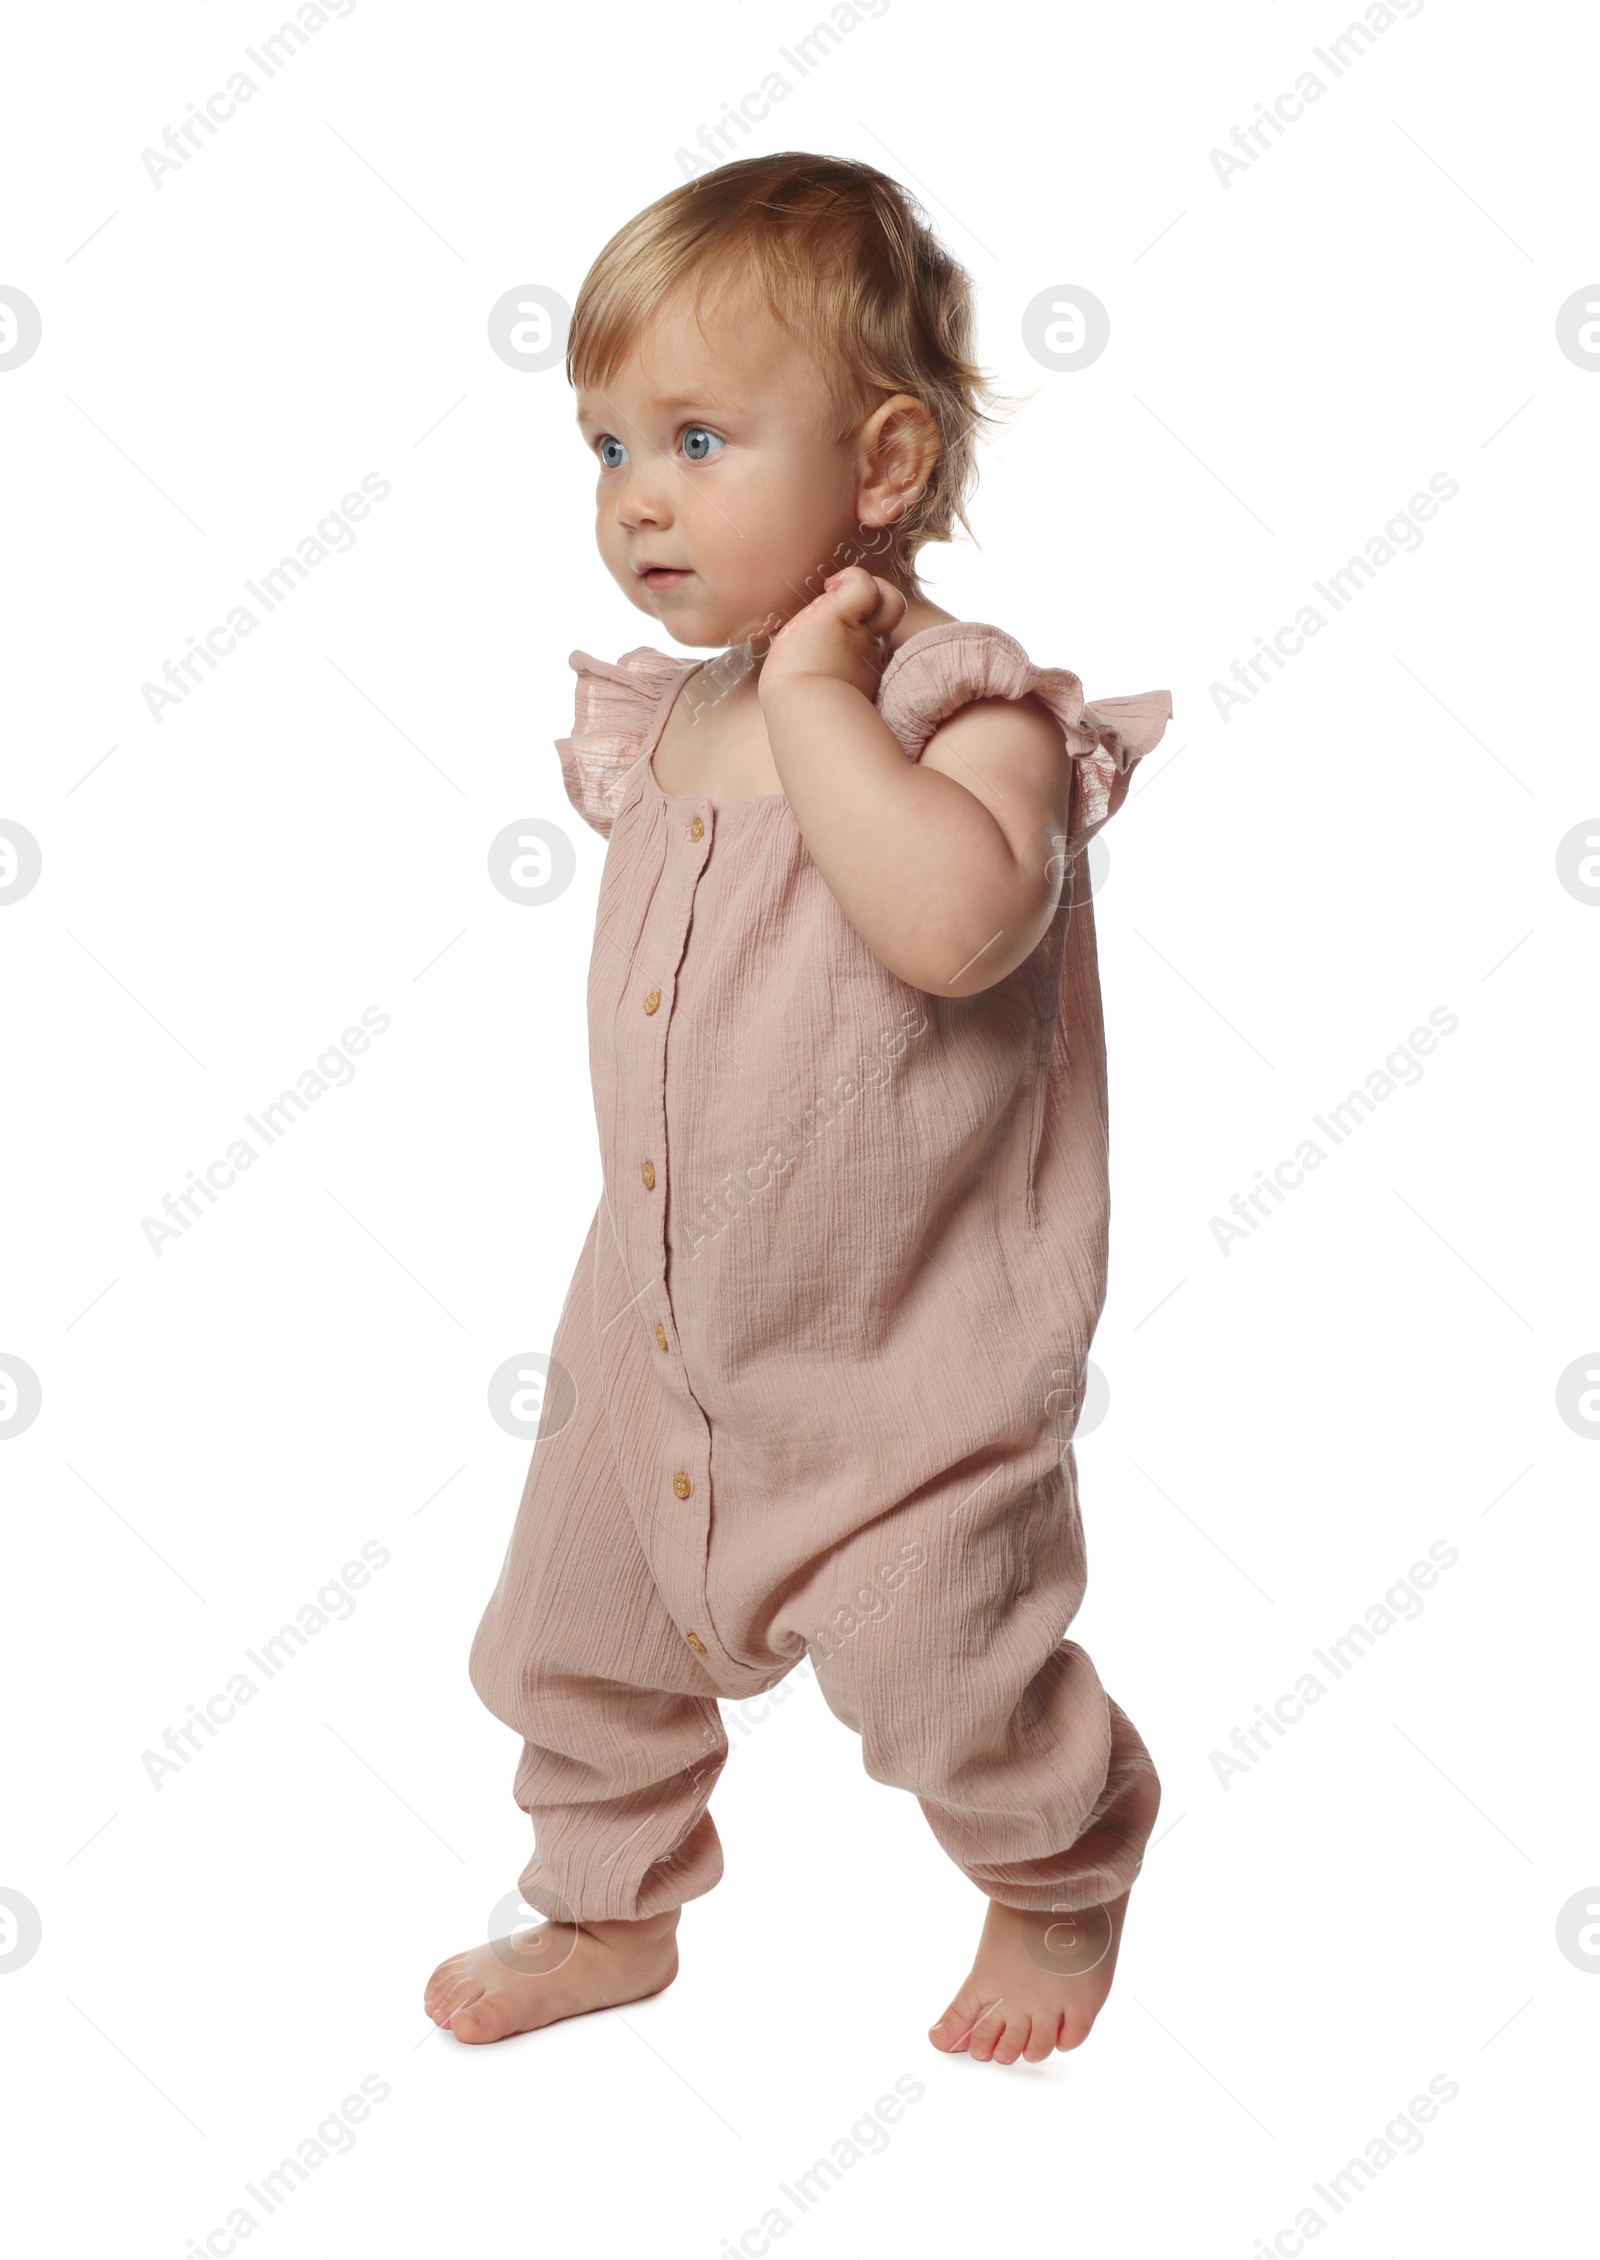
876, 622, 1172, 854
556, 645, 698, 838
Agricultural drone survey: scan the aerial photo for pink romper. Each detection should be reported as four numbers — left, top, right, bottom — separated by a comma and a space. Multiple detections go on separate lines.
470, 621, 1173, 1924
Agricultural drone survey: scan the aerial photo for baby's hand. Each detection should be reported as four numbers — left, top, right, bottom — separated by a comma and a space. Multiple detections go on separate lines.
758, 566, 909, 706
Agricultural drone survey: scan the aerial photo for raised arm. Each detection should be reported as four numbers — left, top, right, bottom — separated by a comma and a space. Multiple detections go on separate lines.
757, 568, 1071, 998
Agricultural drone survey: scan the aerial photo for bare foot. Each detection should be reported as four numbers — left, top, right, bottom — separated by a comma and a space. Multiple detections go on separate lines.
424, 1908, 679, 2044
928, 1890, 1132, 2064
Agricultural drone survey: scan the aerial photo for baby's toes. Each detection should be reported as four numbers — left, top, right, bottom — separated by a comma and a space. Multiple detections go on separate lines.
434, 1974, 490, 2033
965, 2002, 1008, 2063
1023, 2013, 1061, 2063
989, 2015, 1031, 2067
928, 1986, 983, 2053
423, 1956, 465, 2022
448, 1992, 513, 2044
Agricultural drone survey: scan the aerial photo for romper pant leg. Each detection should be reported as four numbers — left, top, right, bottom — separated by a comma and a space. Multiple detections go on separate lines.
468, 1211, 729, 1924
800, 1440, 1160, 1914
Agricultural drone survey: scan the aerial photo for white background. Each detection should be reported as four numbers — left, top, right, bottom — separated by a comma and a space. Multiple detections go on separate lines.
2, 0, 1595, 2253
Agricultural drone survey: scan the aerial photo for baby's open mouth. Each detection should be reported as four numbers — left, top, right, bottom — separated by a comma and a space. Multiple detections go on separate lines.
639, 565, 693, 591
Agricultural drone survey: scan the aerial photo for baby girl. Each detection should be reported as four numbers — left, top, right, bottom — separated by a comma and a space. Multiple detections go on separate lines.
425, 151, 1171, 2067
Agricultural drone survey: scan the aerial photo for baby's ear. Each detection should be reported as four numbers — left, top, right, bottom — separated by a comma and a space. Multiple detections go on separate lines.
858, 392, 939, 523
882, 392, 940, 470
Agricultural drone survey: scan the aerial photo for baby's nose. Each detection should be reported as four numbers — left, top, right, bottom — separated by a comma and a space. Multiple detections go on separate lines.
614, 459, 675, 530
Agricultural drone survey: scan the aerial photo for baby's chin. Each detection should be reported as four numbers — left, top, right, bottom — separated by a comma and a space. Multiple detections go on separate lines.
623, 580, 783, 652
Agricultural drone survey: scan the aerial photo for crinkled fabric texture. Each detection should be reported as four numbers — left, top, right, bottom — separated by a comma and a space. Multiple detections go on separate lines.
471, 622, 1172, 1921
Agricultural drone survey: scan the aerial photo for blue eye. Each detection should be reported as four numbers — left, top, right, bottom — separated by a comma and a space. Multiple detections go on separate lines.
682, 425, 724, 461
597, 435, 627, 469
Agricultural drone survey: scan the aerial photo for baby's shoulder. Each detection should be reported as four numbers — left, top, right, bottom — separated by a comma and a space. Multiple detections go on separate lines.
878, 619, 1174, 854
878, 620, 1166, 760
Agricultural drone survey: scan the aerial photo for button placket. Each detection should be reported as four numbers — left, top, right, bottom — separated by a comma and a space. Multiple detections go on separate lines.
638, 799, 721, 1664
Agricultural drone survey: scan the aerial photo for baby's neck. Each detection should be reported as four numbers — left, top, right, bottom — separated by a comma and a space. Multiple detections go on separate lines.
725, 592, 956, 689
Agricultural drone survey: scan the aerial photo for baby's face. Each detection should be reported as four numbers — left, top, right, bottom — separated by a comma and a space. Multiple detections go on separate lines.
575, 282, 875, 648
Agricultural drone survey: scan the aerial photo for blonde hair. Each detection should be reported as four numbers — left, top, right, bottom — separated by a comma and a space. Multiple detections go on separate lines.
565, 151, 1009, 592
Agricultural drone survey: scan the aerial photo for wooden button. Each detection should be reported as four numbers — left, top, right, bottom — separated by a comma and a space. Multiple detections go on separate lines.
672, 1471, 692, 1499
654, 1323, 668, 1350
689, 817, 705, 842
686, 1631, 707, 1655
640, 1160, 656, 1190
643, 988, 661, 1014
